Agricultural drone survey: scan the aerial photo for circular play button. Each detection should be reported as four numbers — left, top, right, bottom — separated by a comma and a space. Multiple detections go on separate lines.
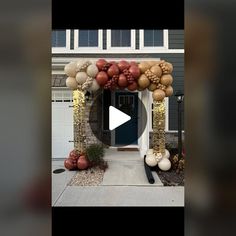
89, 90, 147, 147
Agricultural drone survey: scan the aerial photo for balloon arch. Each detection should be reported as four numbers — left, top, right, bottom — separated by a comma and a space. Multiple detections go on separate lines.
64, 59, 174, 171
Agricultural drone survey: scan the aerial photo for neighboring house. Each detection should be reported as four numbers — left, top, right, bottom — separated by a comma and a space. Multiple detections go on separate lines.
52, 29, 184, 159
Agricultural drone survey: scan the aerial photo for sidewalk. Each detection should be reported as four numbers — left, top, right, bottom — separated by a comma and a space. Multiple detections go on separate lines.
52, 156, 184, 206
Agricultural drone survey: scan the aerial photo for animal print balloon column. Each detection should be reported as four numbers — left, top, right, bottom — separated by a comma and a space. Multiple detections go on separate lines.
64, 59, 174, 171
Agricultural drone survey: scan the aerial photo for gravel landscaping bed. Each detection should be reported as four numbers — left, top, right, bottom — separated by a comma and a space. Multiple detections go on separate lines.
68, 167, 104, 186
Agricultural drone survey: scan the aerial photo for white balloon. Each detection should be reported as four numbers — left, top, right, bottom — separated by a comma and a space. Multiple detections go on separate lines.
64, 61, 77, 77
76, 72, 87, 84
146, 149, 153, 155
87, 64, 99, 77
163, 149, 170, 159
154, 152, 162, 162
158, 158, 171, 171
89, 79, 100, 92
66, 77, 78, 90
145, 154, 158, 167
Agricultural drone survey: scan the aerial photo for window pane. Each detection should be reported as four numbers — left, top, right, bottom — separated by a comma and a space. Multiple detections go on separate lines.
144, 30, 163, 47
111, 30, 131, 47
79, 30, 98, 47
52, 30, 66, 47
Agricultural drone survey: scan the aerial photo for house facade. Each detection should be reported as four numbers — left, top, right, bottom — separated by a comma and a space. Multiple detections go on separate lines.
52, 29, 184, 159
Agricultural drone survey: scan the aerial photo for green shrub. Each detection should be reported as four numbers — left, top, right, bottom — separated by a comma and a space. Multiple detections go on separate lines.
86, 144, 104, 165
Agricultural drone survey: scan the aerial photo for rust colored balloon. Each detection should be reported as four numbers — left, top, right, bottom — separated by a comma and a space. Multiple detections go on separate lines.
96, 71, 109, 86
118, 74, 128, 87
96, 59, 107, 70
137, 74, 150, 88
152, 89, 166, 101
107, 64, 119, 77
128, 81, 138, 91
118, 60, 130, 72
129, 65, 141, 79
69, 150, 80, 161
165, 86, 174, 97
77, 156, 89, 170
64, 159, 76, 170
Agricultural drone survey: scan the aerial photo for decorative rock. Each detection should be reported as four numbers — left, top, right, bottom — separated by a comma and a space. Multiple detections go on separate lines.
64, 61, 77, 77
66, 77, 78, 90
158, 158, 171, 171
87, 64, 99, 77
152, 89, 166, 101
76, 72, 87, 84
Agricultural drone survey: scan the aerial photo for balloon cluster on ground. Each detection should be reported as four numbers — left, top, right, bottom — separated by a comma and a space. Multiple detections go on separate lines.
65, 59, 174, 102
64, 150, 90, 170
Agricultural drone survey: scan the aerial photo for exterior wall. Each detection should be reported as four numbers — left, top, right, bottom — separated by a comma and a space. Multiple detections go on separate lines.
168, 30, 184, 49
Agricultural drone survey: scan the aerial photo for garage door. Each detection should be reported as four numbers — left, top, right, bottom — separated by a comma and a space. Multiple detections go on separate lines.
52, 90, 73, 159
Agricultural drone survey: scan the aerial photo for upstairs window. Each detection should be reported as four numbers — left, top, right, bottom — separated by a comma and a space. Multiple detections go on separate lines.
139, 29, 168, 51
107, 29, 135, 51
74, 30, 103, 51
52, 30, 70, 53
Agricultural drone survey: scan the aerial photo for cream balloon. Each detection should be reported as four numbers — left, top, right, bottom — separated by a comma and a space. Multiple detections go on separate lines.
87, 64, 99, 77
76, 72, 87, 84
66, 77, 78, 90
147, 149, 153, 155
158, 158, 171, 171
154, 152, 163, 162
145, 154, 158, 167
163, 149, 170, 159
89, 79, 100, 92
64, 61, 77, 77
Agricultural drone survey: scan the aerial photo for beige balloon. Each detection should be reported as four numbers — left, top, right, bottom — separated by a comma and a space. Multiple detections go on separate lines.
145, 154, 158, 167
150, 65, 162, 78
152, 89, 166, 101
160, 74, 173, 86
64, 61, 77, 77
137, 74, 150, 88
66, 77, 78, 90
147, 61, 157, 67
89, 79, 100, 92
158, 158, 171, 171
87, 64, 99, 77
138, 62, 150, 73
76, 72, 87, 85
148, 83, 157, 91
165, 86, 174, 97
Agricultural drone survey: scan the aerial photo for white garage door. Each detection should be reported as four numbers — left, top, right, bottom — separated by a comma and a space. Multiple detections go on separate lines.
52, 90, 74, 159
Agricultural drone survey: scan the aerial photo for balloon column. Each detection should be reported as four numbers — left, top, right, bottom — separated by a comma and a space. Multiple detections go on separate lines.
64, 59, 174, 171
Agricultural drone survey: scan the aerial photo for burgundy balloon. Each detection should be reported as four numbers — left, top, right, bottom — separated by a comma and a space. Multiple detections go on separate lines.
129, 65, 141, 79
128, 81, 138, 91
107, 64, 119, 77
64, 159, 76, 170
118, 74, 128, 87
130, 61, 138, 67
96, 59, 107, 71
96, 71, 109, 86
77, 156, 89, 170
69, 150, 80, 161
118, 60, 130, 72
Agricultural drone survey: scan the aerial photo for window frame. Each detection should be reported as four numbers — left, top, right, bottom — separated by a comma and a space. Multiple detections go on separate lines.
106, 29, 136, 52
74, 29, 103, 52
52, 30, 71, 53
139, 29, 169, 52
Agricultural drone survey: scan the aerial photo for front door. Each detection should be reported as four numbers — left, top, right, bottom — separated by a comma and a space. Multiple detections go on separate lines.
115, 92, 138, 145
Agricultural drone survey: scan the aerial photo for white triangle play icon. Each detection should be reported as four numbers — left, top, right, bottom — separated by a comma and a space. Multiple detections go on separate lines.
109, 106, 131, 131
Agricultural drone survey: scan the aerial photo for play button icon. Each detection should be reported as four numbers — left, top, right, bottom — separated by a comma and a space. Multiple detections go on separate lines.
109, 106, 131, 131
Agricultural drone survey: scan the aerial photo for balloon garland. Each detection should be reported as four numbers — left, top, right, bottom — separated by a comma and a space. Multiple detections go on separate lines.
64, 59, 174, 171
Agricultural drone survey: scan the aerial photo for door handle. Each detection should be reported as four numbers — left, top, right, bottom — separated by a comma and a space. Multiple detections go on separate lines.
68, 140, 74, 143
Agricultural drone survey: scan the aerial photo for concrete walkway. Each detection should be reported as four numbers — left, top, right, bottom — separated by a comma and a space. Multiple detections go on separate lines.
52, 149, 184, 206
